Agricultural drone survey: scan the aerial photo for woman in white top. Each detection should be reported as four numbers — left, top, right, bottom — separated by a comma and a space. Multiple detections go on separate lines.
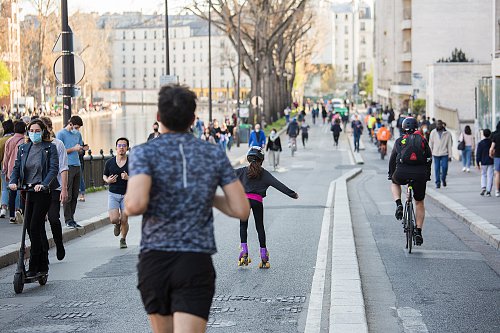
460, 125, 475, 172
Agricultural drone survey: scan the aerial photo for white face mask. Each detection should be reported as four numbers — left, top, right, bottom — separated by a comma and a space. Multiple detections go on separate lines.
271, 131, 276, 135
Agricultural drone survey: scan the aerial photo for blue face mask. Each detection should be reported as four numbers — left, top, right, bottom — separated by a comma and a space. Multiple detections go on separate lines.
71, 129, 79, 135
29, 132, 42, 143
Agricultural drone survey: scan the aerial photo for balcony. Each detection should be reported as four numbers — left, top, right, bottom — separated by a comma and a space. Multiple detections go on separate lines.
396, 71, 412, 85
401, 19, 411, 30
402, 40, 412, 61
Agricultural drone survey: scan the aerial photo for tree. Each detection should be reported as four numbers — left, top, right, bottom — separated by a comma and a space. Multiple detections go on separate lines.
0, 60, 11, 98
437, 48, 472, 63
412, 98, 426, 115
359, 72, 373, 96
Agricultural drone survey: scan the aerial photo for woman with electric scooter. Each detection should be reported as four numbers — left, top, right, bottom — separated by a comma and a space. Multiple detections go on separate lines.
9, 119, 59, 285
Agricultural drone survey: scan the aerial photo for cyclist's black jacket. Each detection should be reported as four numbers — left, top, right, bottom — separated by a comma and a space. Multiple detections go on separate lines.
235, 167, 296, 198
388, 134, 432, 181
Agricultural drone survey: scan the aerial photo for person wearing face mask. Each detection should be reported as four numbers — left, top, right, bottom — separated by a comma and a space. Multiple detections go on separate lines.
248, 124, 266, 148
428, 119, 453, 188
9, 119, 59, 277
56, 115, 87, 229
147, 122, 160, 141
266, 128, 282, 170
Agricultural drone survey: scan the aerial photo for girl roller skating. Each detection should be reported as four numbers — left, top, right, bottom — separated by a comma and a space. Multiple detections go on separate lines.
235, 146, 299, 268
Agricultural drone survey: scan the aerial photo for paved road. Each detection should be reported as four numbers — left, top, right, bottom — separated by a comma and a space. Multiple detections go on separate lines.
351, 135, 500, 333
0, 121, 353, 332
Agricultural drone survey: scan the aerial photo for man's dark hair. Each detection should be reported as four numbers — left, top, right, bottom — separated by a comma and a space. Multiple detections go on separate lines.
483, 129, 491, 138
2, 119, 14, 134
69, 115, 83, 127
14, 121, 26, 134
153, 122, 158, 126
157, 84, 196, 131
116, 137, 130, 147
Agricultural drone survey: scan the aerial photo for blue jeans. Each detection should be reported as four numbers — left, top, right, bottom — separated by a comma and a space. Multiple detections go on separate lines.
219, 140, 227, 152
461, 146, 472, 168
353, 133, 360, 151
434, 155, 449, 185
1, 172, 9, 206
79, 166, 85, 194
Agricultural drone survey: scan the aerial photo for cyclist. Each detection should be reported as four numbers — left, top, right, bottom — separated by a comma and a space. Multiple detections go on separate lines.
388, 117, 432, 246
286, 118, 300, 152
376, 123, 392, 157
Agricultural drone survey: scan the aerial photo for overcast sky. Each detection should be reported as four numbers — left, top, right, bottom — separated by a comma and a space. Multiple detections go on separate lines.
20, 0, 192, 17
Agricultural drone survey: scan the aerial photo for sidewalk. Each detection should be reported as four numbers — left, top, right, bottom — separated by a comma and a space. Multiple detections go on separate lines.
0, 139, 254, 269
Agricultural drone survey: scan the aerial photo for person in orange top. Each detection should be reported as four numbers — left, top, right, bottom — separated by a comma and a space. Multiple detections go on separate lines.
377, 124, 392, 158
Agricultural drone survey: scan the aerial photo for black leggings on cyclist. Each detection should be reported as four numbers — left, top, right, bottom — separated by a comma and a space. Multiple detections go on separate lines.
240, 199, 266, 248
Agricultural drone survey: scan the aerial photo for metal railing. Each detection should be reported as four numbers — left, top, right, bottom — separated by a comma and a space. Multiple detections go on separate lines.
81, 149, 115, 189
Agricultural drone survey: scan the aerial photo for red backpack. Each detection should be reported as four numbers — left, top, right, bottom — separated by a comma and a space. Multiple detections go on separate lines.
398, 132, 427, 165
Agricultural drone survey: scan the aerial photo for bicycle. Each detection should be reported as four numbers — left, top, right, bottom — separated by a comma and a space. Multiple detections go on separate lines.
403, 180, 417, 253
289, 137, 297, 156
379, 141, 387, 160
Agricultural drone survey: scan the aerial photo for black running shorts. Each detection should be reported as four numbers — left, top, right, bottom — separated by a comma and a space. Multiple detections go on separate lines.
391, 171, 427, 201
137, 251, 216, 320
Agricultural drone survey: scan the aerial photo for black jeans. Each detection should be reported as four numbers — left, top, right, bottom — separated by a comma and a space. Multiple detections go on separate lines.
47, 190, 63, 246
64, 166, 80, 222
25, 191, 51, 272
240, 199, 266, 248
8, 189, 24, 218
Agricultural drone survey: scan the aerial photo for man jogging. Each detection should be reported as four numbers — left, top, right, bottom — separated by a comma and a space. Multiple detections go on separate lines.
125, 84, 249, 333
103, 138, 130, 249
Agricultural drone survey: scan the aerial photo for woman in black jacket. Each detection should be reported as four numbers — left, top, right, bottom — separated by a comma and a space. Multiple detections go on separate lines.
265, 128, 282, 171
331, 118, 343, 147
9, 119, 59, 277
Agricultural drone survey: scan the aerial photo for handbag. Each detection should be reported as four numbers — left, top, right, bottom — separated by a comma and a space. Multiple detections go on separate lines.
457, 133, 465, 150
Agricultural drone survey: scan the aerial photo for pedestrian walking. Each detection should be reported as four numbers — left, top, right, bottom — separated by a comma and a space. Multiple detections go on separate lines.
40, 116, 68, 261
489, 121, 500, 197
194, 117, 204, 139
125, 84, 249, 333
202, 128, 216, 144
300, 119, 310, 148
284, 106, 291, 124
476, 129, 494, 196
266, 128, 282, 170
236, 146, 298, 268
0, 120, 14, 218
9, 119, 59, 278
3, 121, 26, 224
351, 115, 363, 152
219, 122, 229, 152
428, 120, 453, 188
458, 125, 475, 172
248, 124, 266, 148
331, 118, 342, 147
147, 122, 160, 141
56, 115, 88, 228
321, 105, 327, 124
103, 137, 130, 249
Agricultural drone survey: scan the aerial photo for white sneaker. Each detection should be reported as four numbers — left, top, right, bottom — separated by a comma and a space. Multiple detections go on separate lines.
496, 191, 500, 197
466, 168, 470, 173
462, 167, 466, 172
0, 208, 6, 218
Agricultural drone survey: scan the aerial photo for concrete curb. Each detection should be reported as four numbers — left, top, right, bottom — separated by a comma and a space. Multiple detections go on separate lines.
426, 189, 500, 250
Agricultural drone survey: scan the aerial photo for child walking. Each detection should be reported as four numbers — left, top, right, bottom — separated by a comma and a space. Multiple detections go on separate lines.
235, 147, 298, 268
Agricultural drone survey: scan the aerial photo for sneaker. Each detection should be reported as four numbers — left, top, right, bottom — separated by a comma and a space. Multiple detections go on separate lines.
462, 167, 466, 172
66, 220, 77, 229
442, 180, 447, 187
9, 217, 16, 224
415, 229, 423, 246
56, 242, 66, 261
78, 194, 85, 202
15, 210, 23, 224
74, 222, 83, 229
486, 192, 492, 197
436, 183, 441, 189
113, 223, 121, 237
0, 208, 6, 218
496, 191, 500, 197
466, 168, 470, 173
480, 188, 486, 196
395, 205, 403, 220
120, 238, 127, 249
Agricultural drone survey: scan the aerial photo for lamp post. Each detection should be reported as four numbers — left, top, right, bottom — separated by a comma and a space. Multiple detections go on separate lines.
237, 0, 248, 120
165, 0, 170, 75
208, 0, 213, 122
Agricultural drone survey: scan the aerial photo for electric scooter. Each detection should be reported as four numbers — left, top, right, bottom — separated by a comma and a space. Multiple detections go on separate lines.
13, 185, 48, 294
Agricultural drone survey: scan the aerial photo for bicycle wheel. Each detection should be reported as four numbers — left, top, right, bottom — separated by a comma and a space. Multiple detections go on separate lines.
407, 202, 413, 254
403, 205, 409, 249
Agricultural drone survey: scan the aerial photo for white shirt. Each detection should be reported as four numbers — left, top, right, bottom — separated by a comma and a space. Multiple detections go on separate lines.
52, 138, 69, 191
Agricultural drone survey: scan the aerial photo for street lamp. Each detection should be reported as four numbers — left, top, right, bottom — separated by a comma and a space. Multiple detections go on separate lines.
237, 0, 249, 120
142, 77, 146, 112
165, 0, 170, 75
208, 0, 213, 122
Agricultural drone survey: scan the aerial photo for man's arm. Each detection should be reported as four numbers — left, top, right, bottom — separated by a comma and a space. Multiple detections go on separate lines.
213, 180, 250, 220
490, 141, 496, 159
124, 174, 152, 216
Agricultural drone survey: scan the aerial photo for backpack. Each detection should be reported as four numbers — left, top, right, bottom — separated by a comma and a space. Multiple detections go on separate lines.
398, 133, 427, 165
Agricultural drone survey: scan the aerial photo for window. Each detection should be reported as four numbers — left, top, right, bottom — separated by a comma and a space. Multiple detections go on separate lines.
153, 43, 156, 51
122, 80, 126, 88
144, 55, 147, 64
242, 79, 246, 87
132, 55, 135, 64
220, 67, 224, 76
153, 80, 157, 88
161, 68, 165, 76
344, 64, 349, 72
144, 30, 147, 39
144, 80, 147, 89
154, 30, 157, 39
193, 80, 196, 88
173, 29, 176, 38
132, 80, 136, 88
220, 80, 224, 88
122, 55, 126, 64
360, 62, 366, 71
200, 79, 203, 87
220, 40, 225, 48
153, 55, 156, 64
345, 25, 349, 34
193, 53, 196, 62
345, 14, 348, 20
144, 43, 147, 51
132, 68, 136, 77
200, 53, 203, 62
132, 43, 135, 51
200, 40, 203, 48
133, 31, 136, 39
193, 41, 196, 49
173, 42, 176, 50
162, 54, 165, 63
361, 36, 366, 44
344, 39, 349, 48
193, 70, 196, 77
144, 68, 147, 77
122, 68, 126, 77
122, 43, 125, 51
122, 31, 126, 39
183, 54, 186, 63
360, 22, 366, 31
153, 68, 157, 77
182, 41, 186, 50
162, 43, 164, 50
162, 29, 165, 38
173, 54, 176, 63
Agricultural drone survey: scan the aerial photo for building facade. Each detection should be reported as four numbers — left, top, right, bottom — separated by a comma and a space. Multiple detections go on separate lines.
0, 0, 21, 110
374, 0, 491, 110
102, 13, 249, 102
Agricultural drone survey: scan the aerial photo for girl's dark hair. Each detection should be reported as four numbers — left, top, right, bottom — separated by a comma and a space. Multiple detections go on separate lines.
27, 119, 51, 142
464, 125, 472, 135
247, 160, 263, 179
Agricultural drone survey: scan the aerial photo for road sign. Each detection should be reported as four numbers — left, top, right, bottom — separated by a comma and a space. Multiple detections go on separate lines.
57, 86, 81, 97
53, 55, 86, 84
239, 106, 249, 118
160, 75, 178, 86
251, 96, 263, 107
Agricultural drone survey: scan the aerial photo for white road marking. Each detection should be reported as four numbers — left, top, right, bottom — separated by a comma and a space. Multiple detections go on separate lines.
397, 307, 429, 333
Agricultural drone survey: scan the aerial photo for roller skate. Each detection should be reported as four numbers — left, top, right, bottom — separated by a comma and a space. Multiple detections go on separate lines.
238, 243, 251, 266
258, 247, 270, 269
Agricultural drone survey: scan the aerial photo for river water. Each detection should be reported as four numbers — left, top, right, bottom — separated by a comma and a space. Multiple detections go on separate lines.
51, 104, 238, 154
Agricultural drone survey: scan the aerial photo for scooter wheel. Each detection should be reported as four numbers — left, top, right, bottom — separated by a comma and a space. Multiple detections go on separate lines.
38, 274, 48, 286
13, 272, 24, 294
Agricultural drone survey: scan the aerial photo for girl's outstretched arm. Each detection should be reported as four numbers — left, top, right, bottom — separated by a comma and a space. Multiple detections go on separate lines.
263, 170, 298, 199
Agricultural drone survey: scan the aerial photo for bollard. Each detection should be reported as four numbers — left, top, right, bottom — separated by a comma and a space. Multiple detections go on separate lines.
110, 149, 114, 157
88, 150, 94, 188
